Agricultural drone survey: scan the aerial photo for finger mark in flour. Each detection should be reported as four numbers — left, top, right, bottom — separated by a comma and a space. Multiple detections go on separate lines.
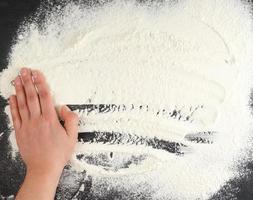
78, 131, 188, 155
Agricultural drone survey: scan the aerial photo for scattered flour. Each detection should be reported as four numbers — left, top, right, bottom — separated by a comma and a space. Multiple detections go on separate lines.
0, 0, 253, 199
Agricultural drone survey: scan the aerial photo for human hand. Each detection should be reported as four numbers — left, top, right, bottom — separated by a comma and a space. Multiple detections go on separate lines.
9, 67, 78, 176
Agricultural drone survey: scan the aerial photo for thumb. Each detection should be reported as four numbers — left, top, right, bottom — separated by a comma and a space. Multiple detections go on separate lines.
59, 105, 79, 138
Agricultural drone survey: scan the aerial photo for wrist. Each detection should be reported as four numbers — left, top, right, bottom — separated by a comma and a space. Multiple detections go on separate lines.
26, 165, 64, 180
17, 165, 64, 200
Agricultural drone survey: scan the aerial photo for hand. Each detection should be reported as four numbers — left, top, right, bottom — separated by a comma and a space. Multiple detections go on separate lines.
9, 67, 78, 175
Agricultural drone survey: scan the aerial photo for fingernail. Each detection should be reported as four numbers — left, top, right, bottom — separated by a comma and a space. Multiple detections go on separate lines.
20, 68, 27, 77
15, 77, 21, 86
32, 70, 38, 79
65, 105, 71, 111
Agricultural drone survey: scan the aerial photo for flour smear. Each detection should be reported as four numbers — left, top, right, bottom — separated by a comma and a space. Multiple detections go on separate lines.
1, 0, 253, 199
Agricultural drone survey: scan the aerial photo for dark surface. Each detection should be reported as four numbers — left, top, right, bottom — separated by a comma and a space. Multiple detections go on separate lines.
0, 0, 40, 198
0, 0, 253, 199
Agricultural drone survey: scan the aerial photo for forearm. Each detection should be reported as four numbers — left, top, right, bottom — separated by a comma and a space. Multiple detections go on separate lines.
15, 167, 63, 200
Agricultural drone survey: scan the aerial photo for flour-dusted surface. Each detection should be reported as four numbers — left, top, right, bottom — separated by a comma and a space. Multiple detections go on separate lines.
0, 0, 253, 199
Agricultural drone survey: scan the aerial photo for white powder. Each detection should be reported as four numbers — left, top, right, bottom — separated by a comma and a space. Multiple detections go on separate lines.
0, 132, 3, 139
1, 0, 253, 199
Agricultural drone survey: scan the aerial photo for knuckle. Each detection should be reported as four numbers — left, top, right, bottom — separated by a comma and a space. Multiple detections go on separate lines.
18, 102, 27, 110
10, 102, 17, 109
40, 89, 50, 99
42, 114, 54, 122
27, 92, 36, 101
70, 112, 78, 121
16, 85, 23, 92
34, 117, 44, 125
22, 76, 31, 84
31, 117, 48, 129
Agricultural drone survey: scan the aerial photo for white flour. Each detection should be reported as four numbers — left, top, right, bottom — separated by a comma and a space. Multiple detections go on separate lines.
0, 0, 253, 199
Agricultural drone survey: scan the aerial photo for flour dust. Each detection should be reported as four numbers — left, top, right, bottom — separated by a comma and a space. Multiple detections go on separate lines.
0, 0, 253, 199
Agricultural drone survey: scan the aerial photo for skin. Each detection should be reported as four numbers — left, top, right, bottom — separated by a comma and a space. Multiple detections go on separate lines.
9, 67, 79, 200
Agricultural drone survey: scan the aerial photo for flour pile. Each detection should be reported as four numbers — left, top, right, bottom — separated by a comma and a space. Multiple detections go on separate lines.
0, 0, 253, 199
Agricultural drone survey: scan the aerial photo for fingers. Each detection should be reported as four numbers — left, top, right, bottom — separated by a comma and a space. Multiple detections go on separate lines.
14, 75, 29, 120
31, 70, 56, 119
60, 105, 78, 138
20, 68, 41, 117
9, 95, 21, 130
12, 68, 57, 121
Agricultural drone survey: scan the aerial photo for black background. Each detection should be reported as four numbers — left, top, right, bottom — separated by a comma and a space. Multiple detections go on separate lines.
0, 0, 40, 198
0, 0, 253, 199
